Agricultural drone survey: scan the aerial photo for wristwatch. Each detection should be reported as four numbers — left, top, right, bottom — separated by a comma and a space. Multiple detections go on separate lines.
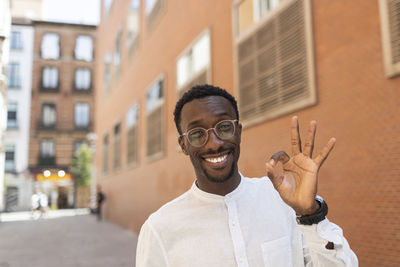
296, 195, 328, 225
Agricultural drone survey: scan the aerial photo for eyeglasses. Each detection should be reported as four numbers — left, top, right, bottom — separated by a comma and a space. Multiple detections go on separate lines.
181, 119, 239, 147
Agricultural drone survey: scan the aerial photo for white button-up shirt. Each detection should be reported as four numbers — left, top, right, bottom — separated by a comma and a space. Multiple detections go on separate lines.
136, 175, 358, 266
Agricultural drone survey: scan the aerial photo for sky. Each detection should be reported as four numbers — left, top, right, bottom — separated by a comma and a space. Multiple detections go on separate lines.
42, 0, 100, 25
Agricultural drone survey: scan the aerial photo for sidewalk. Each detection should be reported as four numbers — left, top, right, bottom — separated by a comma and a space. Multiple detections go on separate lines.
0, 211, 138, 267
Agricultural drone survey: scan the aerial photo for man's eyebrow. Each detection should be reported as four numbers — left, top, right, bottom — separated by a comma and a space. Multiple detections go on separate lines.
186, 112, 231, 129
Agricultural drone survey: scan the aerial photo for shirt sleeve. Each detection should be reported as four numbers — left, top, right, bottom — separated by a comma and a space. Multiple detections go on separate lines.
136, 219, 170, 267
298, 218, 358, 267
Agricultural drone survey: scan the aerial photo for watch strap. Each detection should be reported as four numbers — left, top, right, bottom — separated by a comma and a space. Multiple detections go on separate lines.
296, 195, 328, 225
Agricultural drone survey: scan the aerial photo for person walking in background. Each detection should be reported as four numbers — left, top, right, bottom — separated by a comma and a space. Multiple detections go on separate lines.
136, 85, 358, 266
31, 189, 48, 219
96, 185, 106, 221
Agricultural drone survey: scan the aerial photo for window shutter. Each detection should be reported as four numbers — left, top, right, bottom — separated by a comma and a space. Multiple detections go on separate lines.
146, 105, 163, 157
147, 0, 164, 30
380, 0, 400, 77
388, 0, 400, 64
178, 68, 208, 99
103, 135, 109, 174
236, 0, 316, 125
127, 125, 138, 165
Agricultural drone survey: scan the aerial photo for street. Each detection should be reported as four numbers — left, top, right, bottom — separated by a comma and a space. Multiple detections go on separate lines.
0, 210, 138, 267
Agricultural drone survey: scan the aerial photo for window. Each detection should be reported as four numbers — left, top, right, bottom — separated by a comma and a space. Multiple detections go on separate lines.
41, 33, 60, 59
102, 134, 109, 174
74, 68, 91, 90
104, 0, 113, 15
113, 123, 121, 170
114, 31, 122, 71
104, 52, 112, 95
126, 102, 139, 166
146, 0, 164, 30
5, 145, 16, 172
39, 139, 55, 163
74, 140, 88, 156
234, 0, 316, 126
10, 31, 23, 50
74, 103, 90, 128
8, 63, 21, 88
177, 30, 211, 97
237, 0, 283, 35
74, 35, 93, 61
42, 104, 56, 128
379, 0, 400, 77
7, 102, 18, 128
127, 0, 140, 55
146, 78, 164, 159
42, 67, 59, 90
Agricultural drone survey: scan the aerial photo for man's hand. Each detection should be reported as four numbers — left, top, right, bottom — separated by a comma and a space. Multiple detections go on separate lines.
265, 116, 336, 216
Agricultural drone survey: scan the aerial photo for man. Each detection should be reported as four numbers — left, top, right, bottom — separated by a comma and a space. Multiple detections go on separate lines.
96, 185, 106, 221
136, 85, 358, 266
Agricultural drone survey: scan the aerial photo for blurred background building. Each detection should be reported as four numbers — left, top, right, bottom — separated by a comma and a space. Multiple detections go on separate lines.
28, 21, 96, 209
0, 0, 12, 212
3, 17, 35, 211
1, 0, 97, 211
94, 0, 400, 266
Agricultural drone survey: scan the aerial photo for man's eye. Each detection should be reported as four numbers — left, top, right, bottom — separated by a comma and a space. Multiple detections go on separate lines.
190, 130, 204, 139
218, 123, 232, 132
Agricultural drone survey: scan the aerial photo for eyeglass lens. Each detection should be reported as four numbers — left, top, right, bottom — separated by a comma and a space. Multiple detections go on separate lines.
187, 120, 236, 147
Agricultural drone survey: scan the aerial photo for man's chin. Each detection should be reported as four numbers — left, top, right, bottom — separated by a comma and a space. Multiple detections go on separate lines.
204, 165, 235, 184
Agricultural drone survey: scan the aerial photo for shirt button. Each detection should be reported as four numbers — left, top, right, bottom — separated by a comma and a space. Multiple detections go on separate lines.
239, 257, 243, 262
232, 221, 235, 226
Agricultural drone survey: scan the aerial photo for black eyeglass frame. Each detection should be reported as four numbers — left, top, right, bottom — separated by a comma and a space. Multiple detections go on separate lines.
180, 119, 239, 147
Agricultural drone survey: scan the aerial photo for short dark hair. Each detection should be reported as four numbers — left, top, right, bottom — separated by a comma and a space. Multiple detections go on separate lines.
173, 84, 239, 134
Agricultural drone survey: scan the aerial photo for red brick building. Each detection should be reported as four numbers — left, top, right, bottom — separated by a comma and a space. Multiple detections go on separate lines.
94, 0, 400, 265
29, 21, 96, 208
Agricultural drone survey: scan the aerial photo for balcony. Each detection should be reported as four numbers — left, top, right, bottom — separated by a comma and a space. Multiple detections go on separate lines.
74, 121, 93, 132
39, 82, 60, 93
38, 156, 56, 166
73, 84, 92, 94
37, 120, 56, 130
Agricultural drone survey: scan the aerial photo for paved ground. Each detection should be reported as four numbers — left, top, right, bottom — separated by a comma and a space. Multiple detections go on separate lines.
0, 210, 138, 267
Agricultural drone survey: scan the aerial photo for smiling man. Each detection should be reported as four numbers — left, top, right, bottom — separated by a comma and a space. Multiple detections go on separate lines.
136, 85, 358, 267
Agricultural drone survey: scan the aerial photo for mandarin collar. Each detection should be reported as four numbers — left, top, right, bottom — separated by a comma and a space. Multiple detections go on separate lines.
191, 172, 245, 202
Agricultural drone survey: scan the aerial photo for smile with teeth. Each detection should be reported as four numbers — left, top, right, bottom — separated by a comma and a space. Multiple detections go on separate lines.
204, 154, 228, 164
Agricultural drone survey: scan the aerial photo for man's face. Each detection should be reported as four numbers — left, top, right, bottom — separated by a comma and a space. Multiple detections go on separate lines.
179, 96, 241, 183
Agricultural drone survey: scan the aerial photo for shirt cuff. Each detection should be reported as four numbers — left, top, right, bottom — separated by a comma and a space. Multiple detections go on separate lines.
297, 218, 344, 248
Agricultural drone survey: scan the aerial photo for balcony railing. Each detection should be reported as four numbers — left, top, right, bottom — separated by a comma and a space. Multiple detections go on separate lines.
74, 121, 92, 131
38, 156, 56, 166
37, 120, 56, 130
39, 81, 60, 93
73, 83, 92, 94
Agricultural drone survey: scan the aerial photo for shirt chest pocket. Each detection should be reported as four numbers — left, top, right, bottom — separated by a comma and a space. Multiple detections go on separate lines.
261, 236, 293, 267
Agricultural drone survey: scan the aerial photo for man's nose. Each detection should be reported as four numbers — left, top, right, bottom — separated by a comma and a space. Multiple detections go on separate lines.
205, 129, 224, 148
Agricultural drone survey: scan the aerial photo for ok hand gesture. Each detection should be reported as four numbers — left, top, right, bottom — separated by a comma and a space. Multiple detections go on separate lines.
265, 116, 336, 216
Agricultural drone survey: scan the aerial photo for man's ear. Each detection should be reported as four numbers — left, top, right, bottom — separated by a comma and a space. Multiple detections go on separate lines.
178, 136, 188, 155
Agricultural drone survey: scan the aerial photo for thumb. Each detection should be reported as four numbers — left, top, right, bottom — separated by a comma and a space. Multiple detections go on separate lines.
266, 159, 283, 189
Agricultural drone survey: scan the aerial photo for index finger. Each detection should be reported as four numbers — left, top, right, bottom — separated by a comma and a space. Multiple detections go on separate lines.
291, 116, 301, 155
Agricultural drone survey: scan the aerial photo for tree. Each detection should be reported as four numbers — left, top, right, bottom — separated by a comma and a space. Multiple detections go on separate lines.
70, 144, 92, 207
70, 144, 92, 187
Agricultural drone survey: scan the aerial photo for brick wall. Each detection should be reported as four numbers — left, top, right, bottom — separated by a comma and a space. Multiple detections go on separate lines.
94, 0, 400, 265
